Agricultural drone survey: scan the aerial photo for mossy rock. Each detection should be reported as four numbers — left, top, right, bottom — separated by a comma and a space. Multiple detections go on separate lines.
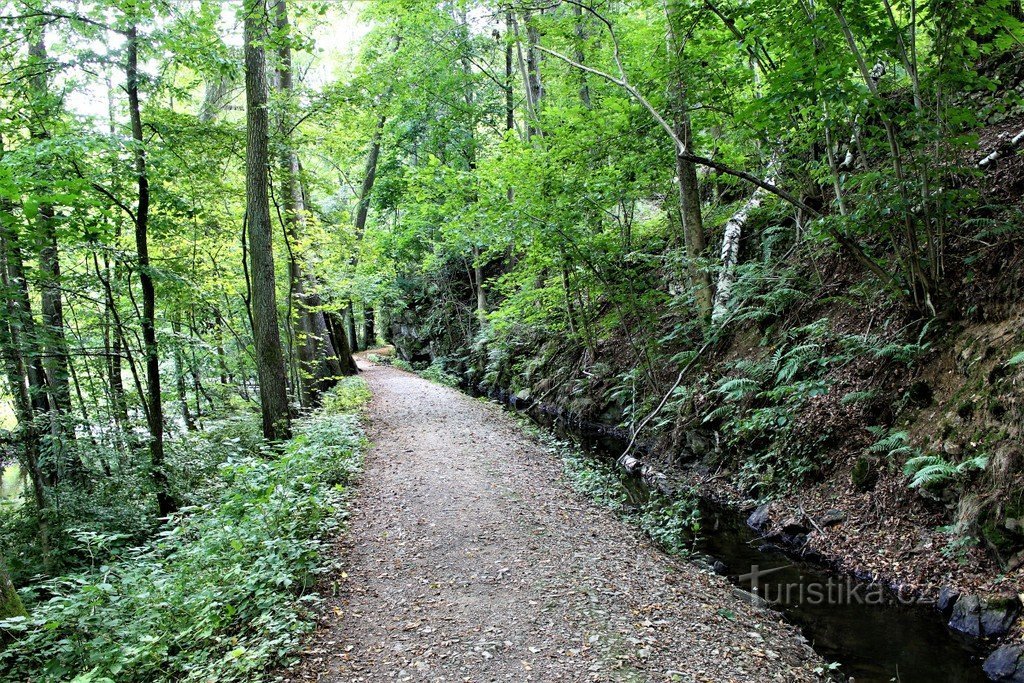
851, 456, 878, 492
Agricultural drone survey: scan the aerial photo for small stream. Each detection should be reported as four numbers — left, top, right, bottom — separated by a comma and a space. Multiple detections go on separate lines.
509, 401, 990, 683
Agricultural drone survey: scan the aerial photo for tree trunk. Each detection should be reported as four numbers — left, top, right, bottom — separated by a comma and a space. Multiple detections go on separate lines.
505, 11, 515, 135
572, 5, 591, 107
28, 28, 77, 469
244, 0, 292, 441
272, 0, 345, 405
0, 214, 51, 571
711, 183, 769, 322
362, 304, 375, 349
472, 246, 487, 324
127, 23, 174, 516
324, 310, 359, 375
0, 553, 25, 619
347, 115, 387, 355
665, 1, 712, 318
171, 316, 196, 431
345, 301, 359, 353
524, 11, 544, 138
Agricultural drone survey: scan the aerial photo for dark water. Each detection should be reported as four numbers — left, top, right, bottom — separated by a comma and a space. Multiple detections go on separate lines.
513, 404, 990, 683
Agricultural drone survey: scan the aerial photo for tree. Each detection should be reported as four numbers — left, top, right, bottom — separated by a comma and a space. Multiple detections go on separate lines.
245, 0, 291, 441
272, 0, 354, 406
126, 17, 174, 516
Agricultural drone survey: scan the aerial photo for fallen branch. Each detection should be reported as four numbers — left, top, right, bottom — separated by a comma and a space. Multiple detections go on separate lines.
979, 128, 1024, 168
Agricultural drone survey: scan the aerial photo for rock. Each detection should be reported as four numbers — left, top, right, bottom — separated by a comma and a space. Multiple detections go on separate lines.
747, 503, 772, 531
712, 560, 728, 576
1006, 518, 1024, 534
851, 456, 878, 492
779, 517, 809, 535
937, 586, 960, 617
685, 431, 713, 457
732, 587, 772, 610
983, 644, 1024, 682
948, 594, 1022, 639
816, 509, 846, 527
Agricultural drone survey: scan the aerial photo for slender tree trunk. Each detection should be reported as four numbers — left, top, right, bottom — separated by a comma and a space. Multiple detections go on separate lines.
244, 0, 292, 441
524, 11, 544, 138
345, 301, 358, 353
127, 24, 175, 515
28, 29, 76, 469
665, 1, 712, 318
572, 5, 591, 107
171, 316, 196, 431
505, 11, 515, 135
347, 115, 387, 355
472, 246, 487, 324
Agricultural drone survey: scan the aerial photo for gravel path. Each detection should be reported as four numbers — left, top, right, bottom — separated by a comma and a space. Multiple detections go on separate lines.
285, 361, 824, 682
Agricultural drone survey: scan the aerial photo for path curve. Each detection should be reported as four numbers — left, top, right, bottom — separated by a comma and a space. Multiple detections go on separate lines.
286, 361, 823, 682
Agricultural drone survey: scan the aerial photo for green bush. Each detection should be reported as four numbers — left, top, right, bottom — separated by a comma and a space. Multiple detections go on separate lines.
419, 359, 460, 388
0, 384, 368, 682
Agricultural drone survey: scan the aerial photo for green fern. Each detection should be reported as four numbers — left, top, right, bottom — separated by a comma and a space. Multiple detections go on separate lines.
716, 377, 760, 401
904, 453, 988, 489
702, 404, 734, 424
868, 430, 914, 459
840, 390, 878, 405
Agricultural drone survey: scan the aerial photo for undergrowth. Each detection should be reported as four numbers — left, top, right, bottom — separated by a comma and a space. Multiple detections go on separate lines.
522, 421, 702, 557
0, 380, 370, 683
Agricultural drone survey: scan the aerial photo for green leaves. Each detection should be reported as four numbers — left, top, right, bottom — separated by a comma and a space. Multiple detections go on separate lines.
0, 392, 367, 682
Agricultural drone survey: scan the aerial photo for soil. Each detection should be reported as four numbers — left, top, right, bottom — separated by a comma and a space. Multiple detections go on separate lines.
283, 359, 825, 682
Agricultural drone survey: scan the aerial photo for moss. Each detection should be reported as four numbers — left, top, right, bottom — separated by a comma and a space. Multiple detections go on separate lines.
0, 561, 26, 620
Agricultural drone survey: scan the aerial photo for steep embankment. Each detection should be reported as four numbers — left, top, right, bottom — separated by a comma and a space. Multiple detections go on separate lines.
285, 360, 825, 682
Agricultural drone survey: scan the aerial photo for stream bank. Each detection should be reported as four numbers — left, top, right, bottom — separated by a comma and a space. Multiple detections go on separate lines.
489, 388, 1003, 683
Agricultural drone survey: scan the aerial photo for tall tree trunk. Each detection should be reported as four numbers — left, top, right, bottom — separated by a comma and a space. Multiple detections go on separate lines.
572, 5, 591, 107
127, 24, 174, 516
504, 11, 515, 135
0, 215, 51, 571
28, 28, 76, 471
244, 0, 291, 441
665, 1, 712, 317
472, 246, 487, 324
347, 115, 387, 354
272, 0, 346, 405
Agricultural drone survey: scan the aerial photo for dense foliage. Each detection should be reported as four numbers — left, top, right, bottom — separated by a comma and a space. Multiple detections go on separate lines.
0, 378, 367, 682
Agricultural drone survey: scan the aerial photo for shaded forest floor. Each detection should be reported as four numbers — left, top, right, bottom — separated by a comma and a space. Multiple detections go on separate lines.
282, 359, 825, 682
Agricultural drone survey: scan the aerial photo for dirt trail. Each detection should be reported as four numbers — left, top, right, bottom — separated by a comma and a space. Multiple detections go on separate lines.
286, 361, 824, 682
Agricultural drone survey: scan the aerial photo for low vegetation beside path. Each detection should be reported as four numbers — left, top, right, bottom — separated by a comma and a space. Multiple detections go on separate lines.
0, 379, 370, 683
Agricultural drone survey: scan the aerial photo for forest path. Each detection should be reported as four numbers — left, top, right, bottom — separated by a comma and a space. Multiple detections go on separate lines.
285, 359, 823, 682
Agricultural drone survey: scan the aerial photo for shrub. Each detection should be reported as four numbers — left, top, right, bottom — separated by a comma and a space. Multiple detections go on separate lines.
0, 383, 369, 682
